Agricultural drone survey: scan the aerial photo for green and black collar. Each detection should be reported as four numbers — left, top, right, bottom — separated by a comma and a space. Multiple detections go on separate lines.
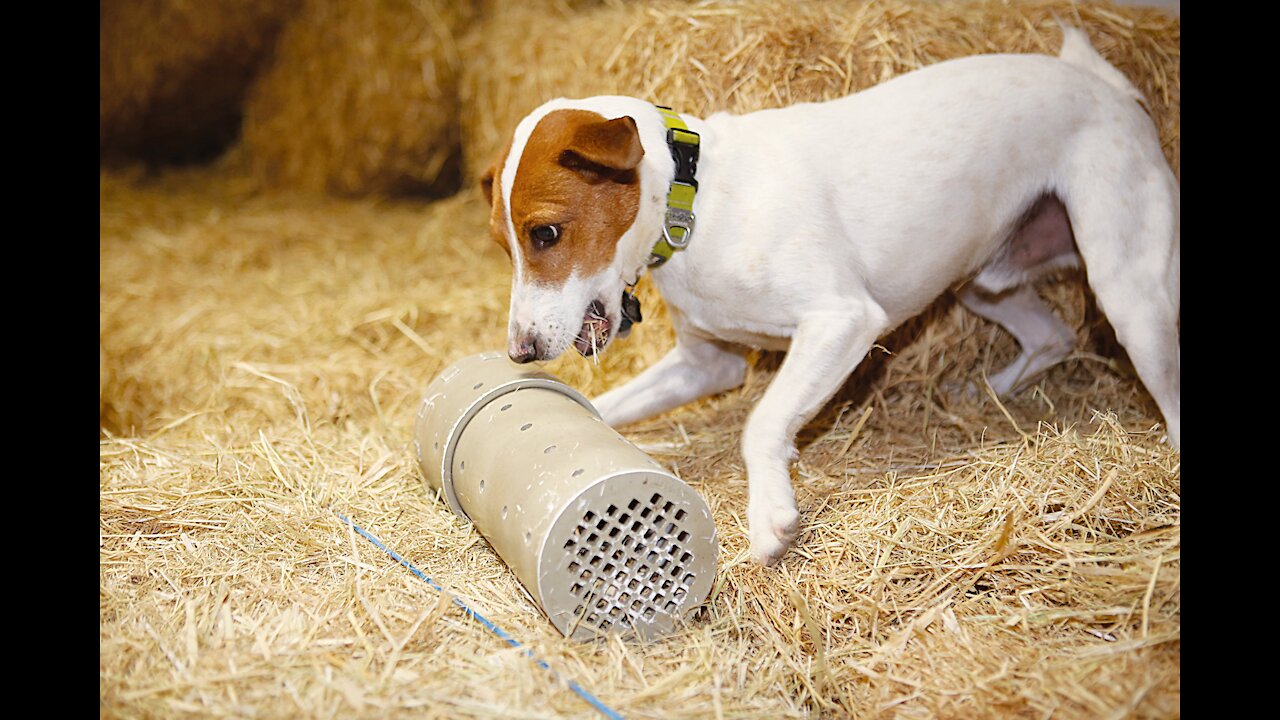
648, 105, 701, 267
618, 105, 700, 336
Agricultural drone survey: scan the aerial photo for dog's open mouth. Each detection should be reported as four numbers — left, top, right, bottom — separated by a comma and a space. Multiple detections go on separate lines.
573, 299, 610, 357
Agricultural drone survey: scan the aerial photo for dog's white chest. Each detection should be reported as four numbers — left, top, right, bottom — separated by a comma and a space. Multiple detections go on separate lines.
653, 262, 797, 351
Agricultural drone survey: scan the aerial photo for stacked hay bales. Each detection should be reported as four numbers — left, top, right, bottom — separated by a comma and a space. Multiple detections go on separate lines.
100, 0, 300, 164
240, 0, 477, 197
460, 0, 1179, 180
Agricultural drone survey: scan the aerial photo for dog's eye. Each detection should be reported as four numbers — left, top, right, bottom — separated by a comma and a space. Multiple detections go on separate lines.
530, 224, 561, 249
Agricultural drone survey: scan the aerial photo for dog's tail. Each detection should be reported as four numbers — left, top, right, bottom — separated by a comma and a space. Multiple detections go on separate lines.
1056, 23, 1144, 103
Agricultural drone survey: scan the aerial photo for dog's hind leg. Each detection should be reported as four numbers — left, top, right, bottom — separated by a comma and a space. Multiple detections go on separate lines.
744, 299, 890, 565
1065, 147, 1180, 447
958, 284, 1077, 397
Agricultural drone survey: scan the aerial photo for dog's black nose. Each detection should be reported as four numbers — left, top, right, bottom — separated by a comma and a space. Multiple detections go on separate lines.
509, 336, 538, 364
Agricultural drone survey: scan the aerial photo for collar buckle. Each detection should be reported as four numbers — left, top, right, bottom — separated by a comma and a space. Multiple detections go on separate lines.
666, 127, 700, 187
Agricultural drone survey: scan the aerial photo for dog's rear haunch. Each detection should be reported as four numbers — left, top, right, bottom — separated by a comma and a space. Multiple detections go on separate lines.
481, 26, 1178, 565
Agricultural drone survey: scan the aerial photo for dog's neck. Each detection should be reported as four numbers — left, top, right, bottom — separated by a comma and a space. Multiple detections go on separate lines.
625, 105, 712, 287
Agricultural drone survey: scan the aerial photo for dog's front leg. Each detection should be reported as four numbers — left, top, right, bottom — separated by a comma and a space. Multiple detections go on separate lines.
746, 302, 889, 565
592, 333, 747, 428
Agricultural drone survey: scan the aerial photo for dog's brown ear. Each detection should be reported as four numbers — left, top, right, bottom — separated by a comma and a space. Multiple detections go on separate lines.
563, 116, 644, 173
479, 163, 497, 205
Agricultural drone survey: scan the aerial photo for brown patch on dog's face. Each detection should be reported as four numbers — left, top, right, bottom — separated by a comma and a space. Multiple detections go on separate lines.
499, 109, 643, 285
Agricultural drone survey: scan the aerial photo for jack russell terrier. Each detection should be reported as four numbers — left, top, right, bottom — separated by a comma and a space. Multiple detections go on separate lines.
479, 27, 1180, 565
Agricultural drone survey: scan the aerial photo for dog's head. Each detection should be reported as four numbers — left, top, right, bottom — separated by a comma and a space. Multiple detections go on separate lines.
481, 97, 670, 363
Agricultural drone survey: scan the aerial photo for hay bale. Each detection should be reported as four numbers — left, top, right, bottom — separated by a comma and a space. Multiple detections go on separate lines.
459, 0, 1179, 180
478, 0, 607, 18
240, 0, 477, 197
100, 0, 299, 165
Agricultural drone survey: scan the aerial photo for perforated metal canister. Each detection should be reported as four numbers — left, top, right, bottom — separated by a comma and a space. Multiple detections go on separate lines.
414, 352, 718, 641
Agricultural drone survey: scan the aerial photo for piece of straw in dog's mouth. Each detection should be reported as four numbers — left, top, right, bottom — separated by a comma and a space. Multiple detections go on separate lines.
576, 300, 609, 364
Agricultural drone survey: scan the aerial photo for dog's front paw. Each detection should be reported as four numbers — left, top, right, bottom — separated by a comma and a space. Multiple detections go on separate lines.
748, 499, 800, 566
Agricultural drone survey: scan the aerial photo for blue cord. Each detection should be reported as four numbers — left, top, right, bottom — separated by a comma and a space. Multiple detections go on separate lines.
334, 512, 625, 720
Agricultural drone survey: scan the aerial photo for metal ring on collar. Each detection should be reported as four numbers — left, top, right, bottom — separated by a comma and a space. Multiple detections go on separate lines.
663, 207, 695, 249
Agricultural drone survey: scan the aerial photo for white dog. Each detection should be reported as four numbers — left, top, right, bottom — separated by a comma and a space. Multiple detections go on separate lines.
479, 27, 1179, 565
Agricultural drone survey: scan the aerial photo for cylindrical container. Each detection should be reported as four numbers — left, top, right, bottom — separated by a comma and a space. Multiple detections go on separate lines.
415, 351, 717, 641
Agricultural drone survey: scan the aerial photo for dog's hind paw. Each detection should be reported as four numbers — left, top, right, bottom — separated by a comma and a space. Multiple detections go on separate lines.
749, 502, 800, 566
